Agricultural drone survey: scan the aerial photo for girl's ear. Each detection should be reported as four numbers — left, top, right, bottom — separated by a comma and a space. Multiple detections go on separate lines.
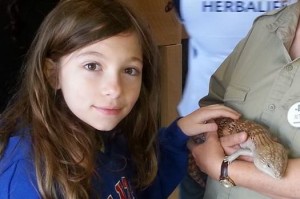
44, 59, 61, 89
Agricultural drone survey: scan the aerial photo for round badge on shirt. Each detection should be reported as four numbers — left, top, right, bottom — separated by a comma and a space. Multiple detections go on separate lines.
287, 102, 300, 128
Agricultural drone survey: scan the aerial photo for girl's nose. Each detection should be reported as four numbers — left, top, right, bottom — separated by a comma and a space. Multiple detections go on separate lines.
101, 75, 122, 98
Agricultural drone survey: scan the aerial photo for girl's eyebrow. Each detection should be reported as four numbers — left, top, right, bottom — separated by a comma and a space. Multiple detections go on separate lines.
75, 50, 143, 63
61, 51, 103, 64
129, 57, 143, 63
75, 51, 104, 58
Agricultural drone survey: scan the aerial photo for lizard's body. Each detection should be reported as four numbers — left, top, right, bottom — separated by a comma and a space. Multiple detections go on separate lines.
189, 118, 288, 187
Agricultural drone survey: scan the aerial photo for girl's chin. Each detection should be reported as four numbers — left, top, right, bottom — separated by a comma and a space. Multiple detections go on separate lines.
96, 127, 115, 131
90, 122, 119, 131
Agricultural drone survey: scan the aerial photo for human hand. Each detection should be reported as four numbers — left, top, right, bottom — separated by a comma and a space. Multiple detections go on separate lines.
220, 132, 253, 162
187, 131, 224, 180
177, 104, 241, 136
220, 131, 247, 153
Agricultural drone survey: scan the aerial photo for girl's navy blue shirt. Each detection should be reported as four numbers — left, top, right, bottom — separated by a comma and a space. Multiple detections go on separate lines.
0, 120, 188, 199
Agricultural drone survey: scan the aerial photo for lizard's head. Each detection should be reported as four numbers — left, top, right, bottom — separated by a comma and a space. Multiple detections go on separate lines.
254, 142, 288, 179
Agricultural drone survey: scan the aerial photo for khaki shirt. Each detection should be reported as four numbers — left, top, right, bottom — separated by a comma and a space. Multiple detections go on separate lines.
200, 2, 300, 198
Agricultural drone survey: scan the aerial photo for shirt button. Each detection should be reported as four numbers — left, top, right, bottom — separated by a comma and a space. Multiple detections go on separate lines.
285, 65, 293, 71
268, 104, 276, 111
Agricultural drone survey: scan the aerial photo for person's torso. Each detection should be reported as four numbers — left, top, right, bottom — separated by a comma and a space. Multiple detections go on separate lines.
204, 3, 300, 198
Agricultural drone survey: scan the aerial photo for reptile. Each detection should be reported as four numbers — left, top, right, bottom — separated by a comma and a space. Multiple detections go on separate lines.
188, 117, 288, 187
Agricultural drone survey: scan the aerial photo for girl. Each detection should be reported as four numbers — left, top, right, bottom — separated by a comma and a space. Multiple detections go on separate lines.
0, 0, 241, 198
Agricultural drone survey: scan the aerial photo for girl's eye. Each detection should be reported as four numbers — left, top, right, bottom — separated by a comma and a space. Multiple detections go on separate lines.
125, 68, 140, 76
84, 63, 101, 71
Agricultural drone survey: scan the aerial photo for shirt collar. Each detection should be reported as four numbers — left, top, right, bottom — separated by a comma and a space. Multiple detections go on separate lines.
266, 2, 300, 49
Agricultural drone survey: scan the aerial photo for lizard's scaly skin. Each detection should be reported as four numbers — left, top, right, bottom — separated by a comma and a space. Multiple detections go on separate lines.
188, 118, 288, 187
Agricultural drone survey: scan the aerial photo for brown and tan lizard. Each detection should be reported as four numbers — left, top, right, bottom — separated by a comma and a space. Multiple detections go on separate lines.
188, 117, 288, 187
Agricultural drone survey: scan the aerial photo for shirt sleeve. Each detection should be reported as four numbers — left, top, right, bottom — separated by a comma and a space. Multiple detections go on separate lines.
0, 159, 40, 199
138, 119, 189, 199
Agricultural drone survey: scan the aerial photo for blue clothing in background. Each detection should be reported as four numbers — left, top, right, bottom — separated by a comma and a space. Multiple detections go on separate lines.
0, 120, 188, 199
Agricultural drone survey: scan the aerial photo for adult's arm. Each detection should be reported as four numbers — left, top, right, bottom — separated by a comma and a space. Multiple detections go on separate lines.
189, 131, 300, 198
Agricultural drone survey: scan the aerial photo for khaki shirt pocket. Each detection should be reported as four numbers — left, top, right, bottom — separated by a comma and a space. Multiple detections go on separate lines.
224, 84, 250, 112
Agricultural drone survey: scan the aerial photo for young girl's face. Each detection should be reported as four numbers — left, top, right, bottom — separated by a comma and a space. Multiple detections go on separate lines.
57, 32, 143, 131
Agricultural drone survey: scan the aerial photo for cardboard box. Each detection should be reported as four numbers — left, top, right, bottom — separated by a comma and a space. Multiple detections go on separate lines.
159, 44, 182, 126
121, 0, 182, 46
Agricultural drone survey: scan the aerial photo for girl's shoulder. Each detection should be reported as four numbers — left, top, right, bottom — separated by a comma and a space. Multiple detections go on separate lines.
0, 128, 32, 159
0, 128, 39, 198
0, 127, 33, 173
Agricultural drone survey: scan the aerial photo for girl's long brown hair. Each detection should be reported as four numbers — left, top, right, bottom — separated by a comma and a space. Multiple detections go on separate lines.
0, 0, 160, 198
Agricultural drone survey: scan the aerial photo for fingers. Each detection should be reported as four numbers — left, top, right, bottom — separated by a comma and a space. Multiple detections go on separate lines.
189, 104, 241, 125
188, 122, 218, 136
220, 132, 251, 159
220, 131, 248, 147
199, 104, 241, 121
178, 104, 241, 136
